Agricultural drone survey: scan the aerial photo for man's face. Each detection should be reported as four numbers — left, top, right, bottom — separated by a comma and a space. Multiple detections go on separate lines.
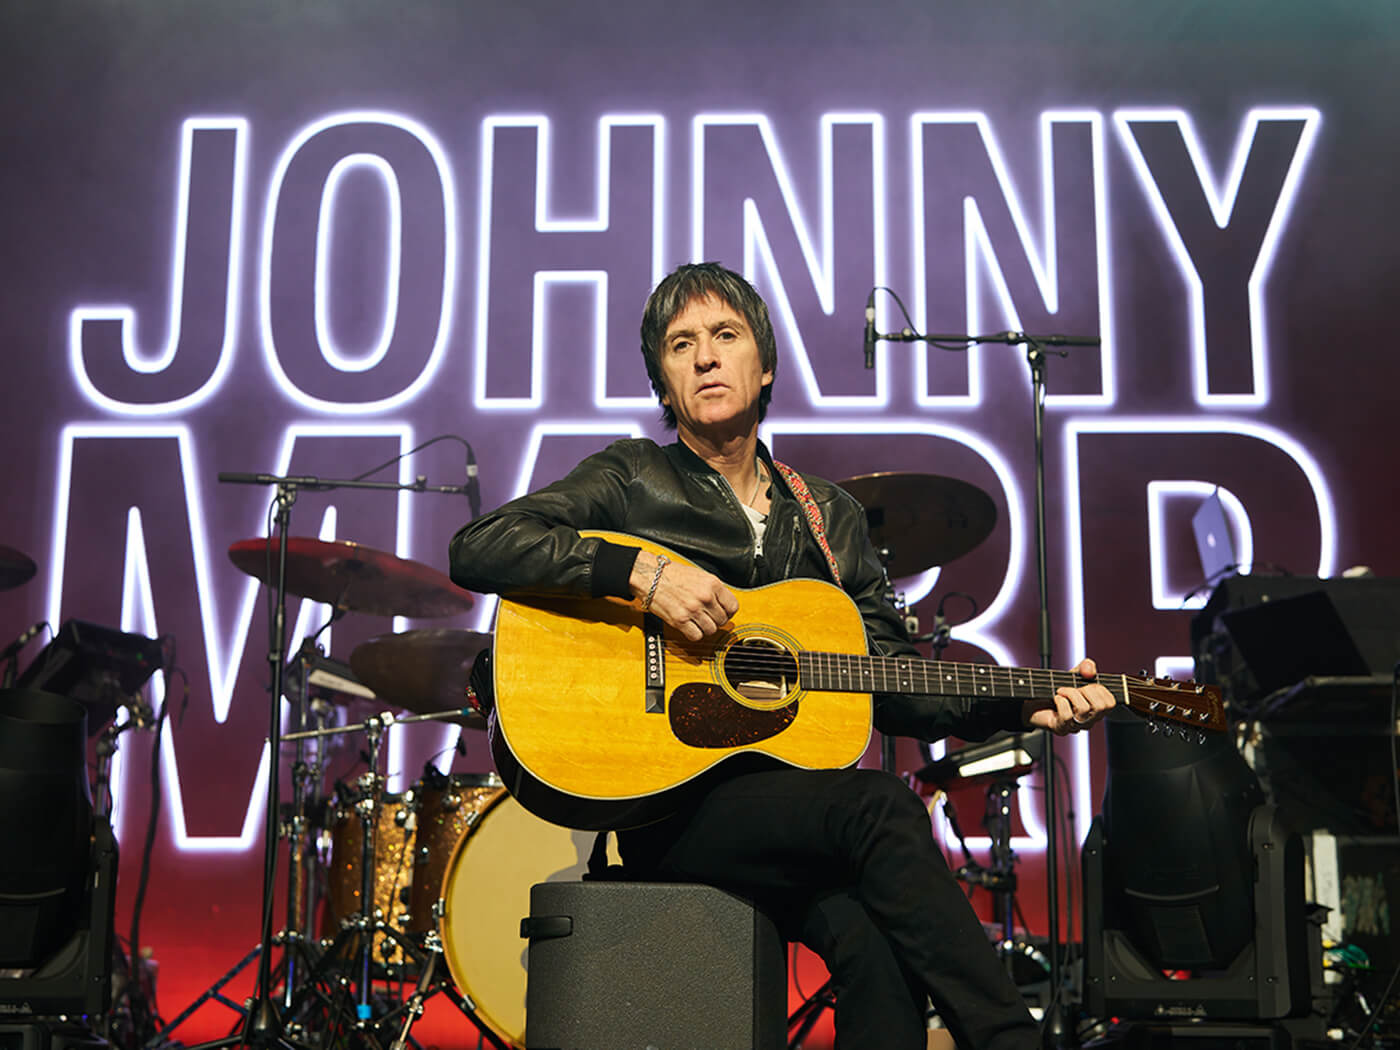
658, 294, 773, 442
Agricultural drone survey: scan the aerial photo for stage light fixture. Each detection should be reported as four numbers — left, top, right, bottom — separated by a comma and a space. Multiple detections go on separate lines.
0, 689, 92, 969
1083, 709, 1320, 1032
916, 730, 1044, 786
0, 688, 117, 1021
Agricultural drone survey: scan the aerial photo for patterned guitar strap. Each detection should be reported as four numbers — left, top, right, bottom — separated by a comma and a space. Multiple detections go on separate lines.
771, 459, 843, 587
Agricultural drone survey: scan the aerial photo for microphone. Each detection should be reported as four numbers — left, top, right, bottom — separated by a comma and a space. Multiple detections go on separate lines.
464, 443, 481, 520
863, 291, 877, 370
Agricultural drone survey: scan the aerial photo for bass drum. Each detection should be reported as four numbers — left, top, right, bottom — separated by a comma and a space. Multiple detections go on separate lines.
438, 789, 604, 1048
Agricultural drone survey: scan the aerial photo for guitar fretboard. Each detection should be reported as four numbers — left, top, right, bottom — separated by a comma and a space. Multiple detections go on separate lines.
797, 651, 1129, 705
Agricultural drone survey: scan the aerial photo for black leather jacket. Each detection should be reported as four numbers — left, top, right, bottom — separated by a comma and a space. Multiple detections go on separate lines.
448, 437, 1022, 743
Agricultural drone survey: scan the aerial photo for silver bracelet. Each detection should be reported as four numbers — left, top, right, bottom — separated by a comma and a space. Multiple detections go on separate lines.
640, 554, 670, 612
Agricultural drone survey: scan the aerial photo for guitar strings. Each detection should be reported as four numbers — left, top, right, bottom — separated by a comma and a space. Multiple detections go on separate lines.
657, 639, 1140, 685
655, 642, 1203, 705
651, 641, 1219, 727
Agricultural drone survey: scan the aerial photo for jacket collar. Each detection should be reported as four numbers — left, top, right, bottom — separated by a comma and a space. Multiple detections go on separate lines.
665, 436, 776, 476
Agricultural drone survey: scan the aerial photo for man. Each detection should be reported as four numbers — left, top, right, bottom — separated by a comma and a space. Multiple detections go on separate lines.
449, 262, 1114, 1049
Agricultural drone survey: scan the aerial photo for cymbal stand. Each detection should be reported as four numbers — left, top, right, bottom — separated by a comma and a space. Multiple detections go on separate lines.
868, 312, 1100, 1042
186, 474, 303, 1050
281, 634, 347, 1016
352, 715, 386, 1028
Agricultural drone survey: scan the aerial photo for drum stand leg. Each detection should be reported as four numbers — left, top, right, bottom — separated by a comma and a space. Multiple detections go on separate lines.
145, 944, 262, 1048
787, 978, 837, 1049
381, 942, 439, 1050
365, 929, 511, 1050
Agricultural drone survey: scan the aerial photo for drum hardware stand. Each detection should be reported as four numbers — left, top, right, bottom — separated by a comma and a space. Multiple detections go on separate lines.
787, 977, 838, 1049
282, 631, 344, 1014
373, 927, 511, 1050
274, 709, 507, 1050
866, 306, 1100, 1045
277, 711, 396, 1047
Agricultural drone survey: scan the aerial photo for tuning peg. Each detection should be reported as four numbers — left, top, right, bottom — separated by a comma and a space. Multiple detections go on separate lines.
1148, 721, 1159, 734
1196, 732, 1206, 744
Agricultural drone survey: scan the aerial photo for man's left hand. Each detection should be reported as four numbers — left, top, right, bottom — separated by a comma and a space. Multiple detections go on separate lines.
1023, 658, 1116, 735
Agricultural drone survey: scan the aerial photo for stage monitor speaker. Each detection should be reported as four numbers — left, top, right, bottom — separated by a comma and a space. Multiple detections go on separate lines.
522, 880, 787, 1050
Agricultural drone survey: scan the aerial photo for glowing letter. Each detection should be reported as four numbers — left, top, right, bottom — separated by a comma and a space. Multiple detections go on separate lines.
474, 116, 665, 409
260, 112, 456, 413
1065, 419, 1336, 693
1114, 108, 1321, 406
912, 113, 1110, 407
69, 118, 247, 414
694, 115, 886, 407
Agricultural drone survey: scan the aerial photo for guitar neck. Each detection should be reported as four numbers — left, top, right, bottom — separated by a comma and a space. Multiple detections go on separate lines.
796, 650, 1224, 733
798, 651, 1122, 704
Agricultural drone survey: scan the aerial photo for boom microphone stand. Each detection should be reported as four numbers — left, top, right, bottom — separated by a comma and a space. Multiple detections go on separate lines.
205, 466, 474, 1050
864, 289, 1099, 1045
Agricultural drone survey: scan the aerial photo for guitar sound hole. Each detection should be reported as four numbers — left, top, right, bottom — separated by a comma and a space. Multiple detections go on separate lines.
723, 637, 799, 702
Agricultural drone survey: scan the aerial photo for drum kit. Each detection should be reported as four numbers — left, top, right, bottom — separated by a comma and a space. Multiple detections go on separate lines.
158, 534, 608, 1050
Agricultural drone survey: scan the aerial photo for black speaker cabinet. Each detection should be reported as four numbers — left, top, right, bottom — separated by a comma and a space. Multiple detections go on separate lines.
522, 880, 786, 1050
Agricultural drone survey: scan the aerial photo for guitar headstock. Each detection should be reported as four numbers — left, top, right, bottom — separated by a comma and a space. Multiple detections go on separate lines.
1123, 676, 1227, 736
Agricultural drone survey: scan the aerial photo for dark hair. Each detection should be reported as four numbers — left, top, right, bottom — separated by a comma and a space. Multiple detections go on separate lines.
639, 262, 778, 428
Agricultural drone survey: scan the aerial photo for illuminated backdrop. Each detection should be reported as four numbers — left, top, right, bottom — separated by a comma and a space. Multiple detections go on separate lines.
2, 0, 1397, 1040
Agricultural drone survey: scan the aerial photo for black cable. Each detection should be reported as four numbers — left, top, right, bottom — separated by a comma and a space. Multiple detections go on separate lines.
869, 286, 1012, 355
1390, 662, 1398, 842
346, 433, 474, 484
126, 634, 185, 1039
263, 494, 279, 665
869, 285, 919, 335
1053, 751, 1079, 970
1344, 960, 1400, 1050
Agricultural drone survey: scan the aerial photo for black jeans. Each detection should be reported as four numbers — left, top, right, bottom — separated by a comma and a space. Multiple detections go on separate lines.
619, 767, 1037, 1050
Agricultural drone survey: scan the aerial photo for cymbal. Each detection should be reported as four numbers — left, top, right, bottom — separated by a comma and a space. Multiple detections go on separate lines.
837, 472, 996, 577
0, 545, 37, 590
350, 628, 492, 727
228, 538, 473, 618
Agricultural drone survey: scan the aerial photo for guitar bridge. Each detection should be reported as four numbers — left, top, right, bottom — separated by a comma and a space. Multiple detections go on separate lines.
643, 613, 665, 713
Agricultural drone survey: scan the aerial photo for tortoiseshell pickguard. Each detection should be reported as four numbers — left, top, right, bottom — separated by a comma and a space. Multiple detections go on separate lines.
668, 683, 798, 748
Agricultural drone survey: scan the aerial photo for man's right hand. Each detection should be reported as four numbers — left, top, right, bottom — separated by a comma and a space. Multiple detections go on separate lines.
629, 551, 739, 641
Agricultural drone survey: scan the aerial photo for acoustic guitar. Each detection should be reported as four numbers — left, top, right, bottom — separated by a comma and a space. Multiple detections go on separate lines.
487, 531, 1225, 830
